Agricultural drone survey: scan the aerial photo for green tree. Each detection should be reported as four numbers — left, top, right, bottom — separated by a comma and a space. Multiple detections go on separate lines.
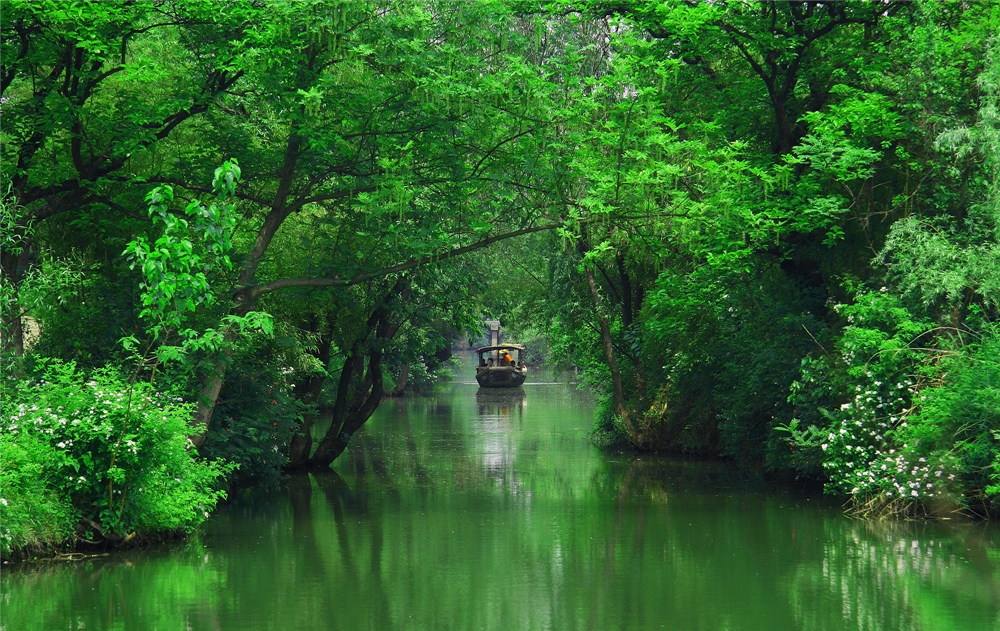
0, 0, 253, 354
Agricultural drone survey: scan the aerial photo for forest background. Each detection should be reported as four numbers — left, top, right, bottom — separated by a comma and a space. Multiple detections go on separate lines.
2, 0, 999, 558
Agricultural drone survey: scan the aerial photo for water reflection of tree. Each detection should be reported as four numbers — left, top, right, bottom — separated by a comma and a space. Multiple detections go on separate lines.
0, 537, 229, 630
284, 470, 404, 629
12, 431, 998, 629
220, 407, 1000, 630
789, 520, 1000, 631
594, 457, 1000, 631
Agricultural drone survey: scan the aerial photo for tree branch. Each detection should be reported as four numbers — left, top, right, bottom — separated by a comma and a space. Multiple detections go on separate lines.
143, 177, 272, 208
470, 128, 536, 177
244, 222, 570, 301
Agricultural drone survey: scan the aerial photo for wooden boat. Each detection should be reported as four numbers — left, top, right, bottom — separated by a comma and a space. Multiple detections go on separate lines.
475, 344, 527, 388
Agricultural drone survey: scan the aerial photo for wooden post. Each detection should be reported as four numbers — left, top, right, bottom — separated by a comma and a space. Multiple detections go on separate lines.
485, 319, 500, 361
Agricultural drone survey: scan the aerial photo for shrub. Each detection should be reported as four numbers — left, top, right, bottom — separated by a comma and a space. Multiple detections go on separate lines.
781, 291, 1000, 514
0, 433, 76, 557
1, 360, 233, 550
908, 332, 1000, 509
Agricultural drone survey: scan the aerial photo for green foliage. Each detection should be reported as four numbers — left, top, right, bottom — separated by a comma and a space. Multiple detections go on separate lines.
123, 161, 242, 340
783, 291, 930, 496
911, 332, 1000, 505
19, 251, 139, 368
0, 433, 76, 557
200, 336, 302, 486
787, 86, 902, 184
647, 259, 830, 462
880, 214, 1000, 313
497, 2, 1000, 518
1, 361, 233, 549
4, 0, 1000, 518
782, 289, 1000, 511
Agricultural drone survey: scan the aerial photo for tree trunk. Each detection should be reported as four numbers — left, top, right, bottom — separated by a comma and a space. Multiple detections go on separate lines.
616, 253, 633, 329
390, 363, 409, 397
298, 346, 361, 467
615, 252, 646, 405
304, 281, 409, 469
189, 353, 230, 448
191, 130, 303, 445
772, 93, 796, 156
309, 346, 385, 467
586, 267, 641, 447
288, 327, 334, 466
1, 238, 30, 358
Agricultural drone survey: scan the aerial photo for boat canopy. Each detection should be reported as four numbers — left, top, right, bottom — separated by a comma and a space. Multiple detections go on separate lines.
475, 344, 525, 367
475, 344, 525, 353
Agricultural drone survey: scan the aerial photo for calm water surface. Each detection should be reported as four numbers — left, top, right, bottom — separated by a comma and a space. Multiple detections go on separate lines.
4, 363, 1000, 630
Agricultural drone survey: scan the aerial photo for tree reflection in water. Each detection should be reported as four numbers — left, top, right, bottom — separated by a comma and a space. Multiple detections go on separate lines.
4, 378, 1000, 630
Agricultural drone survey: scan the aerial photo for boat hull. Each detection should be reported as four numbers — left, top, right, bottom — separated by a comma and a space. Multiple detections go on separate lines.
475, 366, 527, 388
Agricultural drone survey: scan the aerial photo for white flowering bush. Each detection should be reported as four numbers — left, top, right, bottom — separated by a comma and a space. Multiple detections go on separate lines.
820, 378, 959, 503
783, 290, 969, 513
1, 360, 233, 552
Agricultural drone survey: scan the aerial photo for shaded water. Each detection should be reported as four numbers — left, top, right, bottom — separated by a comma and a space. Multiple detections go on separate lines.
4, 363, 1000, 630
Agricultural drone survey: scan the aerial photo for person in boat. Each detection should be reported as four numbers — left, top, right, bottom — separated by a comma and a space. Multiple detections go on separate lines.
499, 350, 512, 366
487, 357, 495, 367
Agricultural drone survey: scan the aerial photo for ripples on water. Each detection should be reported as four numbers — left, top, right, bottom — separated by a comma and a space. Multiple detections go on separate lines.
3, 364, 1000, 630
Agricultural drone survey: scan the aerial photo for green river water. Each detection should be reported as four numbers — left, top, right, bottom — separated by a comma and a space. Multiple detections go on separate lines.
3, 363, 1000, 630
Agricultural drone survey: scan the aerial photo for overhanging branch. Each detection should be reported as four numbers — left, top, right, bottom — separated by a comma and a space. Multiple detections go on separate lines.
245, 222, 563, 301
243, 209, 689, 302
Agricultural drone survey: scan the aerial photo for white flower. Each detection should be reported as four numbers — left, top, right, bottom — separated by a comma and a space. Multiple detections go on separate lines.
0, 498, 7, 506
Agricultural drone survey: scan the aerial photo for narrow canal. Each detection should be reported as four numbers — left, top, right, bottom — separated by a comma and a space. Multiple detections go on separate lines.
4, 362, 1000, 630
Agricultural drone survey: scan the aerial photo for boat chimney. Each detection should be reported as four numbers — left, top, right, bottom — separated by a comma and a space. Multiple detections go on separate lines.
485, 319, 500, 347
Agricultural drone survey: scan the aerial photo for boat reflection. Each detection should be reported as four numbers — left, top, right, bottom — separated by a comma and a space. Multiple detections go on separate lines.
475, 386, 526, 419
